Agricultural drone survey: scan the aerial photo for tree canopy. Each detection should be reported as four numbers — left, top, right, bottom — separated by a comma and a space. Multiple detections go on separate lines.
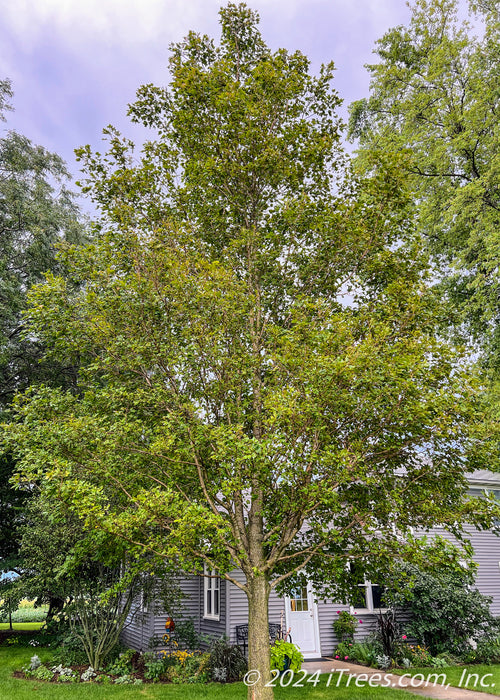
5, 6, 500, 698
0, 79, 85, 576
349, 0, 500, 371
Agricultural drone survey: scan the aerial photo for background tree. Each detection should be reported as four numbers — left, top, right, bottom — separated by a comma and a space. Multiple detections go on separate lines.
0, 79, 85, 578
6, 5, 499, 699
12, 490, 183, 663
349, 0, 500, 373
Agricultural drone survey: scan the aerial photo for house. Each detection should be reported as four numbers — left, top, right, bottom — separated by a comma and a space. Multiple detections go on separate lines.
121, 470, 500, 658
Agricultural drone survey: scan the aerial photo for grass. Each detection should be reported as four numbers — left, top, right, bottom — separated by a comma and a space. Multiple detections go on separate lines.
0, 622, 44, 631
0, 646, 414, 699
393, 664, 500, 695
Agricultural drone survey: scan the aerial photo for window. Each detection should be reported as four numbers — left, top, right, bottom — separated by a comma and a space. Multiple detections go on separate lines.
351, 580, 386, 612
204, 566, 220, 620
349, 563, 386, 612
289, 586, 309, 612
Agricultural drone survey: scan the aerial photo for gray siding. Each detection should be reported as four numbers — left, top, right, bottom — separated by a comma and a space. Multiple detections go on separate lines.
315, 598, 350, 657
121, 600, 154, 652
122, 524, 500, 652
471, 529, 500, 615
226, 569, 285, 645
152, 575, 201, 648
429, 524, 500, 615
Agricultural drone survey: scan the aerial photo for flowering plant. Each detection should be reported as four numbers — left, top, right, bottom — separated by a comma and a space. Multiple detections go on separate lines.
333, 611, 362, 643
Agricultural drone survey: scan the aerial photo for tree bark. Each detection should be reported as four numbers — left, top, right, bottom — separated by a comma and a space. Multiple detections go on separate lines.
246, 575, 274, 700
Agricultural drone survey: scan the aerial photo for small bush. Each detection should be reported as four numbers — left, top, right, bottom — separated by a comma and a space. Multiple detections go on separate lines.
333, 611, 359, 643
29, 654, 41, 671
207, 637, 247, 682
387, 563, 499, 656
464, 635, 500, 664
113, 674, 134, 684
144, 656, 169, 682
168, 652, 210, 683
58, 673, 79, 683
81, 666, 97, 682
173, 619, 203, 650
51, 629, 89, 666
106, 648, 136, 676
336, 640, 379, 667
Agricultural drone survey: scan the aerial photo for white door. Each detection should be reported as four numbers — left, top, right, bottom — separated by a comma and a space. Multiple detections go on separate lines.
285, 584, 321, 658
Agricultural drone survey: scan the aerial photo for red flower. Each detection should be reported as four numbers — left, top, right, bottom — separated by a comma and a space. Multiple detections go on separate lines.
344, 656, 349, 660
359, 620, 363, 624
402, 635, 407, 640
335, 655, 339, 659
336, 611, 341, 614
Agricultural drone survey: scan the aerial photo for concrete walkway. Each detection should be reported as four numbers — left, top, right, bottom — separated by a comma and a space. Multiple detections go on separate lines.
301, 658, 496, 699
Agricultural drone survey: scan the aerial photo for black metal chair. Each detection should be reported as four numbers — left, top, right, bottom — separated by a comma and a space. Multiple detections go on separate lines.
235, 622, 289, 655
236, 624, 249, 655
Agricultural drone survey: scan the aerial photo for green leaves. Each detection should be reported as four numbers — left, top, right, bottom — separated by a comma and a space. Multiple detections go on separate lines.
4, 5, 499, 610
349, 0, 500, 373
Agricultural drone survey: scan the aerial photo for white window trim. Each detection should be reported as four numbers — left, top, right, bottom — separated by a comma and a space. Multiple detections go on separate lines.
203, 565, 220, 621
350, 580, 388, 614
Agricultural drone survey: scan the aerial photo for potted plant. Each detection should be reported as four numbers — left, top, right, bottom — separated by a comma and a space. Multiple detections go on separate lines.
270, 640, 304, 673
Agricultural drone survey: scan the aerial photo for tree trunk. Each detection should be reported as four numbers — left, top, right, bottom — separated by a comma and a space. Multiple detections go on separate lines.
8, 602, 12, 631
247, 575, 274, 700
46, 596, 65, 624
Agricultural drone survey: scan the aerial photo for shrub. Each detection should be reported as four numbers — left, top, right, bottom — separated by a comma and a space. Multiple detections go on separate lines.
164, 652, 210, 684
387, 563, 499, 656
347, 641, 379, 667
113, 674, 134, 684
95, 674, 113, 684
208, 637, 247, 682
333, 611, 358, 642
173, 619, 203, 650
51, 628, 91, 666
106, 648, 136, 676
463, 635, 500, 664
333, 640, 352, 661
144, 656, 170, 682
58, 673, 79, 683
29, 654, 41, 671
0, 603, 48, 623
270, 640, 303, 673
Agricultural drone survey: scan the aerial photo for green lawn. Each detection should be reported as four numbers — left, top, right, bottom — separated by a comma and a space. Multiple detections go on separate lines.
393, 665, 500, 695
0, 647, 413, 699
0, 622, 44, 631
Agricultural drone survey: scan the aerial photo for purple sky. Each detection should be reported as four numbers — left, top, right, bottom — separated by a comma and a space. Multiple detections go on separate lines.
1, 0, 412, 195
